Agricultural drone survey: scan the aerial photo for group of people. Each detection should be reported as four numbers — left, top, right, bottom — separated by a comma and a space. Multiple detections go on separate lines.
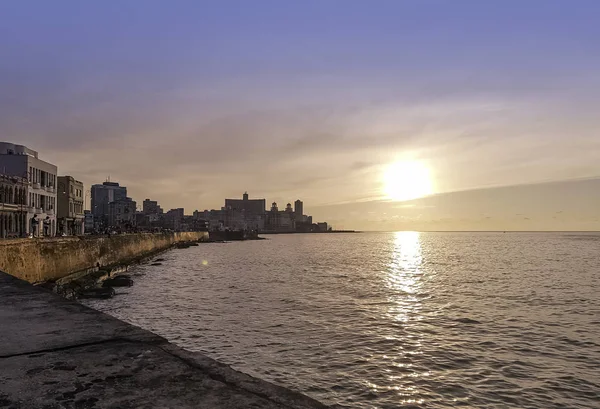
30, 214, 51, 237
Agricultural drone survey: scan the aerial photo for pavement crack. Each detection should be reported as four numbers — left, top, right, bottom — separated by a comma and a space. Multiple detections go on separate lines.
0, 337, 151, 359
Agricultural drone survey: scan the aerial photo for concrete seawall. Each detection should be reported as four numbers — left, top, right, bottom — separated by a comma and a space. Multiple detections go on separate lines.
0, 272, 332, 409
0, 232, 208, 283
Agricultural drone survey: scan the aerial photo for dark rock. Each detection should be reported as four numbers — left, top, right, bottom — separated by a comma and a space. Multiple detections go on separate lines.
79, 288, 115, 299
103, 277, 133, 288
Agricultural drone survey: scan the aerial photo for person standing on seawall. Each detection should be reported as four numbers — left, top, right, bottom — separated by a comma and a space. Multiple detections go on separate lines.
30, 215, 39, 238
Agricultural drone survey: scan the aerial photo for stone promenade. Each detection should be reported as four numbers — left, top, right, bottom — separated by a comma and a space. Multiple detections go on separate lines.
0, 272, 331, 409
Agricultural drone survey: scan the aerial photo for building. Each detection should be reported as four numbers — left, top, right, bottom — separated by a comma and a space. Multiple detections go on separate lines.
317, 222, 329, 232
0, 142, 58, 236
0, 174, 28, 238
225, 192, 266, 215
57, 176, 84, 235
108, 197, 137, 229
294, 199, 303, 219
84, 210, 94, 233
164, 208, 184, 230
142, 198, 163, 215
265, 202, 295, 232
138, 198, 164, 228
91, 181, 127, 228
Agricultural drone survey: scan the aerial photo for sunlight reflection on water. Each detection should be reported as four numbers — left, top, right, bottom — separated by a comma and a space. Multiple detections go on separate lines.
383, 231, 427, 403
84, 232, 600, 409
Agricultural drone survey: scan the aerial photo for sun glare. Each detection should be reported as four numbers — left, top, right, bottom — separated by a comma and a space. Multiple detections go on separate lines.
383, 161, 433, 202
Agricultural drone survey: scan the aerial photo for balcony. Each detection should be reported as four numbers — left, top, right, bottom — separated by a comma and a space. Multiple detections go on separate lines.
32, 182, 41, 189
46, 209, 55, 216
46, 186, 56, 194
0, 203, 19, 211
35, 207, 43, 214
27, 206, 35, 213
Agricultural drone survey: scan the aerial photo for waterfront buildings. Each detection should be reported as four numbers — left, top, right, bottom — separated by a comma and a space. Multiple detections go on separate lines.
265, 202, 295, 232
317, 222, 329, 232
0, 142, 58, 236
0, 174, 28, 238
197, 193, 328, 233
294, 200, 303, 219
164, 208, 184, 230
90, 181, 127, 229
203, 192, 268, 231
57, 176, 84, 235
225, 192, 266, 215
142, 198, 163, 215
108, 197, 137, 228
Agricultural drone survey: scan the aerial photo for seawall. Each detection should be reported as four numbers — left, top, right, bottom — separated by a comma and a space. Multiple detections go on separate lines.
0, 232, 208, 283
0, 271, 331, 409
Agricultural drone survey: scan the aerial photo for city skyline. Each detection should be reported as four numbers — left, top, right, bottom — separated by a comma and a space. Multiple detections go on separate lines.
2, 1, 600, 230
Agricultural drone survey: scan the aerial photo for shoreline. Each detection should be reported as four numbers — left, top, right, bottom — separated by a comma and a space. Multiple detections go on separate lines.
259, 230, 359, 235
0, 271, 336, 409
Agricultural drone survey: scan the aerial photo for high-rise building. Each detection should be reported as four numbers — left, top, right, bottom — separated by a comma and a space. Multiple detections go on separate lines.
0, 142, 58, 236
294, 199, 303, 218
90, 181, 127, 228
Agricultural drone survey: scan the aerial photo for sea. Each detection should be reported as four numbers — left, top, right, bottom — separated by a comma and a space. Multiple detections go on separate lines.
82, 232, 600, 408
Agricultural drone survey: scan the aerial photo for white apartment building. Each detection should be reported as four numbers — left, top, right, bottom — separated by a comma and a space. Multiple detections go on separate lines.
0, 142, 58, 236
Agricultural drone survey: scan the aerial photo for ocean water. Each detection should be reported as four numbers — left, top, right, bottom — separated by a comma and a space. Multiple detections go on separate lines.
83, 232, 600, 408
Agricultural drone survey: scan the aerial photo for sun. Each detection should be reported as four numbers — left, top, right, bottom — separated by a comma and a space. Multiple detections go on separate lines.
382, 160, 433, 201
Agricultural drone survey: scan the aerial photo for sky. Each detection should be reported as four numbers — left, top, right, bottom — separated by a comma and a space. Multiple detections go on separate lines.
1, 0, 600, 230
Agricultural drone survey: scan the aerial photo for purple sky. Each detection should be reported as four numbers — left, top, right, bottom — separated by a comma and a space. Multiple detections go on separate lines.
1, 1, 599, 230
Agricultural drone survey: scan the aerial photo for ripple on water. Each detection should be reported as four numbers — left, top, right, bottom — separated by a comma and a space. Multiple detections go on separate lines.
83, 232, 600, 408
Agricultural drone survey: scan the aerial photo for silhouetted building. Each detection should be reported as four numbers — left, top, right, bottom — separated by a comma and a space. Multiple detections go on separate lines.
225, 192, 266, 215
294, 199, 303, 219
91, 181, 127, 228
165, 208, 185, 230
266, 201, 295, 232
142, 198, 163, 215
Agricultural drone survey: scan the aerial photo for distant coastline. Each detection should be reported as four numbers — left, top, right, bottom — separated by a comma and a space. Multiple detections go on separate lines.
260, 230, 359, 235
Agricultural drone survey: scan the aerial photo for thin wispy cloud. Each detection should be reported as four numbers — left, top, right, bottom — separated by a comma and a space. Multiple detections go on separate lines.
1, 1, 599, 229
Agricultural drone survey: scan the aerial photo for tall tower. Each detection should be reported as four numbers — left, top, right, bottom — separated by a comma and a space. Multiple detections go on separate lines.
294, 199, 303, 217
243, 192, 249, 201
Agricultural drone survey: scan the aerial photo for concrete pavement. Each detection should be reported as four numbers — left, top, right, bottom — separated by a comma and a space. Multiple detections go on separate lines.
0, 272, 331, 409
